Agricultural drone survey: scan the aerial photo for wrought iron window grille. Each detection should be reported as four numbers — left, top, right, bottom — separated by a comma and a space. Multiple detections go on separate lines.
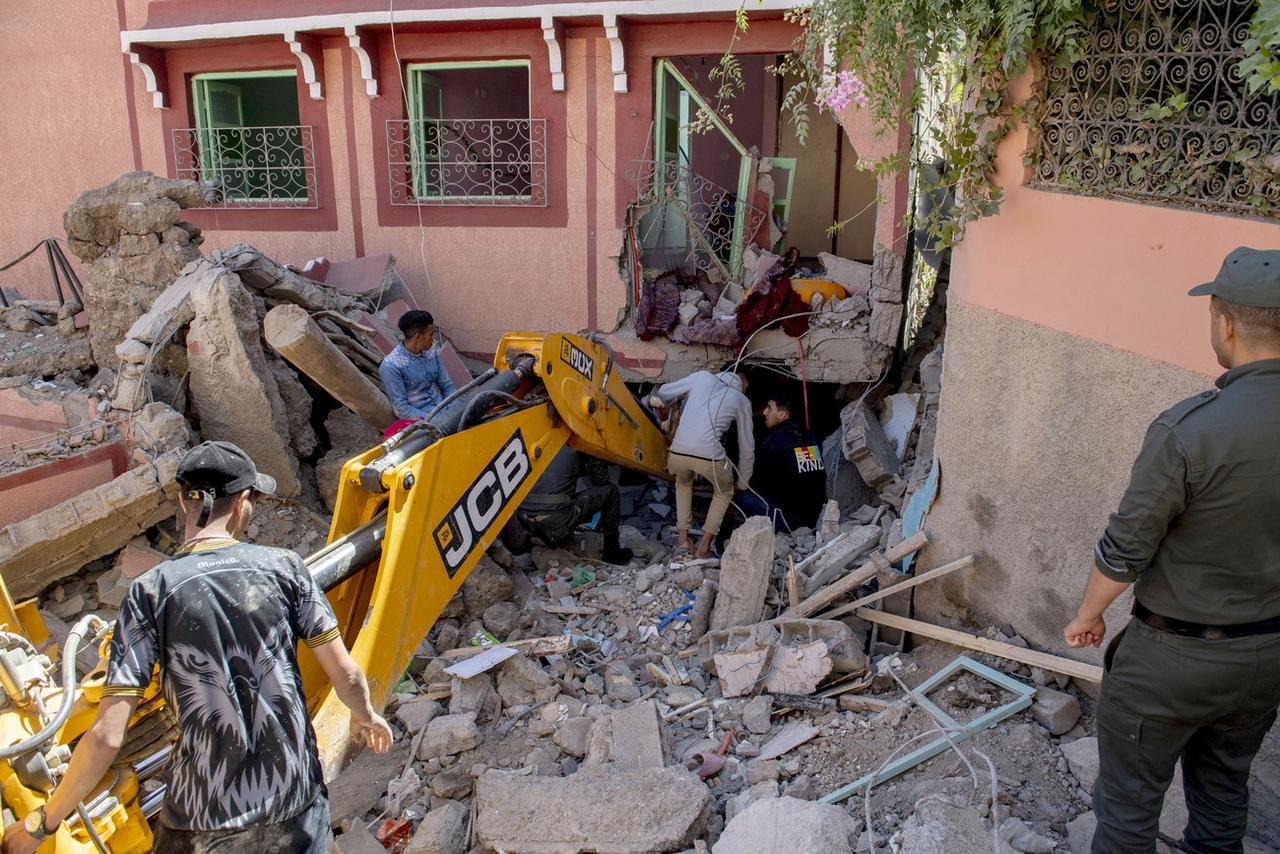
1031, 0, 1279, 219
172, 125, 319, 209
386, 118, 548, 207
630, 159, 770, 282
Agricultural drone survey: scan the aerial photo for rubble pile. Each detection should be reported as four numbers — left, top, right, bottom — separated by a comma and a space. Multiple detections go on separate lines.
1, 171, 401, 649
330, 506, 1115, 854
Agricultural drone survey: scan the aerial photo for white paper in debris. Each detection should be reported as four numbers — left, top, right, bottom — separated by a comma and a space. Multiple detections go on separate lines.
443, 645, 519, 679
880, 392, 921, 458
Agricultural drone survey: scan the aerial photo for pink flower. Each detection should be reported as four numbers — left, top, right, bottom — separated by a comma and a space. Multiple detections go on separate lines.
815, 70, 867, 113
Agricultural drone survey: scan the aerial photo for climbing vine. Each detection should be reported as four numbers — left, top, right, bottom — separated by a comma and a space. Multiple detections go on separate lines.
718, 0, 1280, 247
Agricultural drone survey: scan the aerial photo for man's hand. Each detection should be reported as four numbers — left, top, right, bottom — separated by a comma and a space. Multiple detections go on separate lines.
1064, 613, 1106, 648
350, 711, 393, 753
4, 822, 40, 854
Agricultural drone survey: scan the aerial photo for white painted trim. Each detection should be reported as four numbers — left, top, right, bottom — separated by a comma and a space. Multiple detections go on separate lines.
602, 13, 627, 93
541, 16, 565, 92
284, 31, 324, 100
121, 0, 805, 50
127, 49, 167, 109
344, 25, 379, 97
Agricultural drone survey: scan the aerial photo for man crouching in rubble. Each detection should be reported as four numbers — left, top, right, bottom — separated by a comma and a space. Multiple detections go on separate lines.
4, 441, 393, 854
1064, 247, 1280, 854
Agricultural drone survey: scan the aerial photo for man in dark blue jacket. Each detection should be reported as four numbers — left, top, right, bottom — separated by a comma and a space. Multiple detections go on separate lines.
734, 391, 826, 531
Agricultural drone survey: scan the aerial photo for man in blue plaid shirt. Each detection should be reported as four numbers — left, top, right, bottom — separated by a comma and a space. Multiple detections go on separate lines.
378, 310, 457, 420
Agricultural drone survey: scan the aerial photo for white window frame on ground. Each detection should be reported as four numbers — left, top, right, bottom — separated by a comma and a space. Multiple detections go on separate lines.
401, 59, 544, 205
176, 69, 317, 208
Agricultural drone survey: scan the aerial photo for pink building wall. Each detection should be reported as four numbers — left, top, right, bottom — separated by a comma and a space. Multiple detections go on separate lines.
0, 2, 807, 362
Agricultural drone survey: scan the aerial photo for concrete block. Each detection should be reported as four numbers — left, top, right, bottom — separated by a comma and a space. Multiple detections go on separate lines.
1066, 811, 1096, 854
818, 252, 872, 296
186, 267, 300, 496
114, 537, 167, 579
714, 797, 858, 854
406, 800, 468, 854
743, 695, 772, 734
605, 663, 642, 702
554, 716, 593, 758
1062, 736, 1100, 793
796, 525, 882, 596
335, 822, 389, 854
610, 700, 666, 770
395, 697, 442, 735
475, 766, 713, 853
418, 713, 480, 761
841, 402, 899, 489
710, 517, 776, 631
870, 298, 905, 347
1030, 685, 1082, 735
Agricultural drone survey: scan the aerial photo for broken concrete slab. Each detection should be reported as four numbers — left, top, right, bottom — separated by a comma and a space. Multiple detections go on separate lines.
794, 525, 882, 597
327, 740, 411, 825
818, 252, 872, 296
757, 720, 819, 761
263, 303, 395, 430
213, 244, 366, 315
610, 699, 666, 770
841, 402, 899, 489
714, 797, 858, 854
0, 450, 181, 599
418, 712, 480, 760
700, 618, 862, 687
475, 766, 713, 853
405, 800, 469, 854
462, 557, 514, 616
710, 517, 775, 631
186, 267, 300, 496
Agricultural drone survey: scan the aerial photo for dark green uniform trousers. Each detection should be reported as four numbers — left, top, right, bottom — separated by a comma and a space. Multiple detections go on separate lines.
1092, 618, 1280, 854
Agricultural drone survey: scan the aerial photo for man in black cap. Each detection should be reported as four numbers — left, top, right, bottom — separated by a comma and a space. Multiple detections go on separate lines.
5, 441, 392, 854
1063, 247, 1280, 853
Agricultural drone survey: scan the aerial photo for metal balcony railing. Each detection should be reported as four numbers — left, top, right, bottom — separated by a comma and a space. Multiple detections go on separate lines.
631, 159, 770, 281
386, 118, 547, 206
172, 125, 319, 209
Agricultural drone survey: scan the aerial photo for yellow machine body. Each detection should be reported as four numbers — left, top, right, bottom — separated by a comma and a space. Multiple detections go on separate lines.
0, 333, 672, 847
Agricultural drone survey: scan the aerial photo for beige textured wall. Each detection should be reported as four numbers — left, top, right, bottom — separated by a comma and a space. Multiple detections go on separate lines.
918, 297, 1213, 659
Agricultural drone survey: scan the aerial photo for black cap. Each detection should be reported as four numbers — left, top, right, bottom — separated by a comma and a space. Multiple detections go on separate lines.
177, 441, 277, 499
1188, 247, 1280, 307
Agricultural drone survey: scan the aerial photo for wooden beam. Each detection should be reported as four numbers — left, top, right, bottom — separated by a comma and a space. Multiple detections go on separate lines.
782, 531, 929, 619
821, 555, 975, 620
852, 609, 1103, 684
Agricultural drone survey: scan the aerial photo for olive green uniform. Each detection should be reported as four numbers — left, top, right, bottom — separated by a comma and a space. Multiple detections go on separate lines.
1092, 359, 1280, 853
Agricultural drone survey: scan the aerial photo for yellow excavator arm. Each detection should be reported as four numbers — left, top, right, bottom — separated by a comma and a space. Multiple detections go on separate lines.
301, 332, 671, 775
0, 332, 671, 852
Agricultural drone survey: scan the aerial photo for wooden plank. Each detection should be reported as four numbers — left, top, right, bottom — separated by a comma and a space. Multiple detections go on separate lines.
820, 556, 976, 620
786, 556, 801, 609
541, 603, 600, 616
783, 531, 931, 619
852, 609, 1103, 684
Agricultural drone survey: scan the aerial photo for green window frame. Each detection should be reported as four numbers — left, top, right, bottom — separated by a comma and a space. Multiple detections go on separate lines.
189, 70, 309, 205
651, 59, 756, 280
405, 60, 534, 202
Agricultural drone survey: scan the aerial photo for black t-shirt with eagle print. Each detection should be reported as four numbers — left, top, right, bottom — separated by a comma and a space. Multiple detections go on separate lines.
105, 539, 341, 832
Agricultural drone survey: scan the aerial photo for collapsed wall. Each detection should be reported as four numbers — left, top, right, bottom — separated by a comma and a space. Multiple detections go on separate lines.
1, 171, 398, 602
63, 172, 206, 369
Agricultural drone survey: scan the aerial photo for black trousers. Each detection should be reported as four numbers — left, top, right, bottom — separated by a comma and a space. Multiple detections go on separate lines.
1092, 618, 1280, 854
152, 790, 331, 853
524, 484, 622, 550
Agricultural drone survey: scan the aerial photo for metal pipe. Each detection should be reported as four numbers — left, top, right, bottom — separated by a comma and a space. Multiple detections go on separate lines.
131, 745, 172, 782
51, 242, 85, 306
358, 360, 531, 494
305, 510, 388, 592
424, 366, 496, 422
457, 390, 523, 431
139, 786, 166, 819
0, 615, 103, 759
42, 241, 66, 307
